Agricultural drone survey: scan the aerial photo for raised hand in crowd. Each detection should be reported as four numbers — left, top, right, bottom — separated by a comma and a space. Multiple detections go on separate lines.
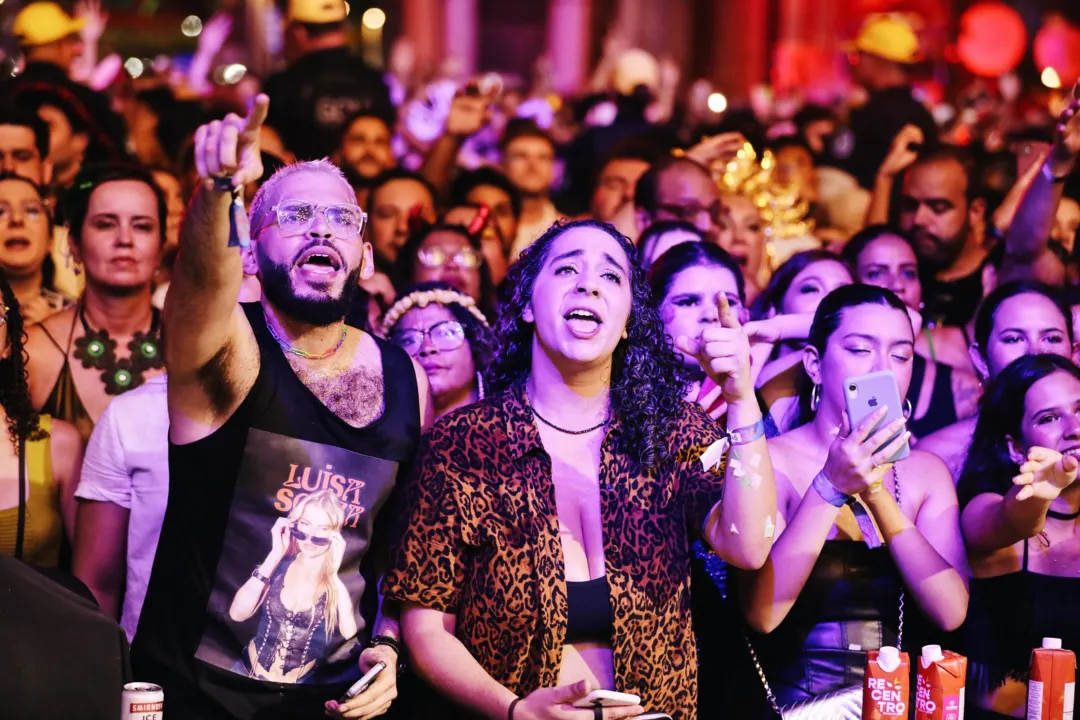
1013, 446, 1079, 502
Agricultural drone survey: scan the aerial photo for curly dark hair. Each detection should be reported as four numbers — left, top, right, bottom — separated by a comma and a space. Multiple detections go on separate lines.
488, 219, 689, 471
0, 270, 45, 451
384, 281, 497, 382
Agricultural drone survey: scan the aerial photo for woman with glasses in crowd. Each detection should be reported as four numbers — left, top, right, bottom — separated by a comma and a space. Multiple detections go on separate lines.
383, 219, 776, 720
737, 284, 968, 716
391, 223, 496, 319
0, 175, 72, 324
0, 270, 83, 566
843, 225, 982, 437
382, 281, 495, 423
958, 354, 1080, 719
918, 282, 1077, 478
25, 164, 166, 443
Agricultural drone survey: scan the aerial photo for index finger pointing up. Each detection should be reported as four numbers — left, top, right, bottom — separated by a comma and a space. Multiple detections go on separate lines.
243, 94, 270, 134
718, 293, 741, 329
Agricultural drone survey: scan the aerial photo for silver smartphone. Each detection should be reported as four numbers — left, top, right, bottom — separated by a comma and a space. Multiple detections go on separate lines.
843, 370, 910, 463
340, 661, 386, 702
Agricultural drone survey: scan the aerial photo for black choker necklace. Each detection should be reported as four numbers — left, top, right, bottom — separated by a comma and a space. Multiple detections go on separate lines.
524, 388, 610, 435
1047, 507, 1080, 521
74, 306, 163, 394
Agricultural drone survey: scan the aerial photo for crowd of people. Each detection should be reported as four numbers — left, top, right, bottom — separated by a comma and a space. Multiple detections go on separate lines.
3, 1, 1080, 719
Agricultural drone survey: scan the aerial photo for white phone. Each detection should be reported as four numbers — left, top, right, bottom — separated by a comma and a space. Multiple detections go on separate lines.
340, 661, 386, 701
637, 714, 673, 720
571, 689, 641, 708
844, 370, 910, 463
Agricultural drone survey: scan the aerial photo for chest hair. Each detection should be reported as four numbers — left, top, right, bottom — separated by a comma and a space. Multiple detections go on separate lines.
287, 357, 385, 429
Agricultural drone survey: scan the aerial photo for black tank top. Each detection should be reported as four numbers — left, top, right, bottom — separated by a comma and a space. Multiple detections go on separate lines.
966, 538, 1080, 706
906, 354, 958, 439
132, 303, 420, 719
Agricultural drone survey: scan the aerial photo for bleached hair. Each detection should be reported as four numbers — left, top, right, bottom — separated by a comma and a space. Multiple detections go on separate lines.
249, 158, 356, 235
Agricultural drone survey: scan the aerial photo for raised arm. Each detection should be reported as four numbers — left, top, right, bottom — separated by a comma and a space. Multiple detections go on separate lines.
419, 85, 495, 197
682, 295, 777, 570
164, 97, 268, 440
865, 125, 924, 227
1003, 87, 1080, 263
962, 446, 1078, 554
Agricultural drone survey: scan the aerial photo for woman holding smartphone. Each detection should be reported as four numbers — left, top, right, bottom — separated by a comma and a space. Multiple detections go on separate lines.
736, 284, 969, 714
383, 220, 777, 720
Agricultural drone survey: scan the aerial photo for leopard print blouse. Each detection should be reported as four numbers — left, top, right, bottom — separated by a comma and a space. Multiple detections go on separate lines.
383, 382, 729, 719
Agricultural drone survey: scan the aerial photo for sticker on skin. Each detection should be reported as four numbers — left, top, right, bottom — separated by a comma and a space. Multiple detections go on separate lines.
730, 524, 739, 535
764, 516, 775, 538
700, 438, 729, 472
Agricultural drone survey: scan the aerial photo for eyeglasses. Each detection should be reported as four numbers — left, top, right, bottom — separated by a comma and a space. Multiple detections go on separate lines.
290, 523, 332, 546
656, 200, 723, 226
256, 200, 367, 241
417, 246, 482, 269
390, 320, 466, 356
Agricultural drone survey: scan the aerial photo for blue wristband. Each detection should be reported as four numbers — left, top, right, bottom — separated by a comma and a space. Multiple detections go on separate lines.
811, 470, 850, 508
726, 417, 766, 446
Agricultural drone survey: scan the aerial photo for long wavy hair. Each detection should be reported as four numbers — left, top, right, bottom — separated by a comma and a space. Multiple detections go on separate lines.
488, 219, 688, 471
957, 354, 1080, 510
0, 270, 45, 451
286, 490, 347, 640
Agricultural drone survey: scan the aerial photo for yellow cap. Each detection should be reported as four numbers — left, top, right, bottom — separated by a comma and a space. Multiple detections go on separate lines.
287, 0, 348, 23
14, 2, 87, 47
847, 14, 922, 65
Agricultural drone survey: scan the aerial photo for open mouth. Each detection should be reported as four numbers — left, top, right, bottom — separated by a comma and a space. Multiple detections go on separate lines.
3, 236, 30, 250
296, 246, 343, 275
564, 308, 603, 338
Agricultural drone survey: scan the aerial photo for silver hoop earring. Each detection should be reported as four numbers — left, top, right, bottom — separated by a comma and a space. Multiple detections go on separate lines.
903, 398, 913, 420
810, 383, 821, 412
476, 372, 485, 400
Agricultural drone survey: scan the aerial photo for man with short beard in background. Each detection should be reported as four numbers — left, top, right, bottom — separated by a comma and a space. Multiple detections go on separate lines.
899, 146, 989, 327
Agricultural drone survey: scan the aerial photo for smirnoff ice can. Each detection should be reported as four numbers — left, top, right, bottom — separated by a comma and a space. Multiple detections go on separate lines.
122, 682, 163, 720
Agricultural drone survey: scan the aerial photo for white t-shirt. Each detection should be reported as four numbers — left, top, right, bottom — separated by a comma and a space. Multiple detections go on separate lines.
75, 375, 169, 642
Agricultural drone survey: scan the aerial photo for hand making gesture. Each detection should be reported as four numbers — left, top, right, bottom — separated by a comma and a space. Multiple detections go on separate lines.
193, 93, 270, 188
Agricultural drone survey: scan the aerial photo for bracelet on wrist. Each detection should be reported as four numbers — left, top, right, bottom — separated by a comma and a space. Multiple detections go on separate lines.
725, 417, 766, 446
508, 697, 523, 720
811, 470, 851, 508
251, 566, 270, 584
368, 634, 401, 656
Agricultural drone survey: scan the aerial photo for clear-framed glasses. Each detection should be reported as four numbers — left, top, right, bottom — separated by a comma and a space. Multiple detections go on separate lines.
256, 200, 367, 241
417, 246, 482, 269
389, 320, 466, 356
656, 199, 723, 226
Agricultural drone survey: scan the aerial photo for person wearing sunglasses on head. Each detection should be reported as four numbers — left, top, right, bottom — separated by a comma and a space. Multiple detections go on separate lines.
131, 98, 433, 720
390, 223, 497, 320
382, 282, 496, 423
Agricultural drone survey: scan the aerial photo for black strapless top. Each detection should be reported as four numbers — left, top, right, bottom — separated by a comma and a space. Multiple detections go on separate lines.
565, 576, 614, 645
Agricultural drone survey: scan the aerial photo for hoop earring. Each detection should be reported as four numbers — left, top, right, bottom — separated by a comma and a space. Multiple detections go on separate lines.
810, 383, 821, 412
476, 372, 485, 400
903, 398, 913, 419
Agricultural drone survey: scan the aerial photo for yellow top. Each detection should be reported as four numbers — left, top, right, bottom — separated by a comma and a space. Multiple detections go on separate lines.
0, 416, 61, 567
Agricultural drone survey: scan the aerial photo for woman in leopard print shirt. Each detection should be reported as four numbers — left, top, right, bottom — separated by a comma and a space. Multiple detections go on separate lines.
384, 219, 777, 720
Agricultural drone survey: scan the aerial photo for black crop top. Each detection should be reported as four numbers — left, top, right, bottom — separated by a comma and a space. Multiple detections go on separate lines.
565, 577, 614, 644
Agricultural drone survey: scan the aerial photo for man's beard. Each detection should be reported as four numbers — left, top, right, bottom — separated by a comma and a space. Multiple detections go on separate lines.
913, 225, 968, 272
257, 249, 361, 327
